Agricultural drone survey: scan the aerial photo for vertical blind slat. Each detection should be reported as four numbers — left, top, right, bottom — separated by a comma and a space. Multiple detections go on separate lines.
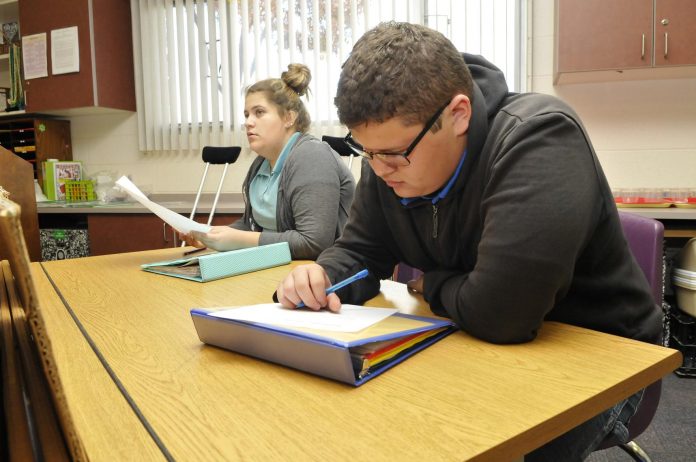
198, 1, 211, 147
252, 0, 261, 81
151, 0, 164, 150
208, 1, 220, 146
218, 0, 232, 146
186, 1, 200, 149
166, 0, 178, 150
229, 0, 242, 145
264, 0, 273, 79
311, 0, 320, 125
175, 0, 190, 150
300, 0, 308, 72
131, 0, 146, 151
288, 0, 296, 63
156, 0, 169, 150
276, 0, 283, 76
241, 0, 250, 89
325, 0, 334, 127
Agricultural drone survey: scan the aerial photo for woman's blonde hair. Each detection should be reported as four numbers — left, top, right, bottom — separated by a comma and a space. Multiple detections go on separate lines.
246, 63, 312, 133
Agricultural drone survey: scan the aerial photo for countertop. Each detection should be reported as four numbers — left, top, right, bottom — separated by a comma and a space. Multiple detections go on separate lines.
36, 193, 245, 215
618, 206, 696, 220
35, 196, 696, 220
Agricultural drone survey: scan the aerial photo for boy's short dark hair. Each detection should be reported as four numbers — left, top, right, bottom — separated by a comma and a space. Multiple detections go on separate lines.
335, 21, 473, 128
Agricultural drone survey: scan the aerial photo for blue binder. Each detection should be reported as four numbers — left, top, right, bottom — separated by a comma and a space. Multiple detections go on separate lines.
190, 307, 457, 386
141, 242, 291, 282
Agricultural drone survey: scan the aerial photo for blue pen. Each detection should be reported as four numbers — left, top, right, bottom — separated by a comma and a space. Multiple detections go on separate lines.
296, 269, 369, 308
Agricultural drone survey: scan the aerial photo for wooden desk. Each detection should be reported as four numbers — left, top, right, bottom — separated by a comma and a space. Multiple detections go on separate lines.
34, 248, 681, 461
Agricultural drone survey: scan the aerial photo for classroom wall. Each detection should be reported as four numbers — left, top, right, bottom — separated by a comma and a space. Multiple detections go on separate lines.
531, 0, 696, 190
69, 1, 696, 193
69, 113, 360, 193
70, 113, 260, 194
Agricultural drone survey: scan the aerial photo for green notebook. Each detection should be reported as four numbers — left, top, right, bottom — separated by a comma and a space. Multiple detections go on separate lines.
141, 242, 291, 282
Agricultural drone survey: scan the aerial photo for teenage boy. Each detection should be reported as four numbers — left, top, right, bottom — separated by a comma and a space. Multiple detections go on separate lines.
276, 22, 661, 461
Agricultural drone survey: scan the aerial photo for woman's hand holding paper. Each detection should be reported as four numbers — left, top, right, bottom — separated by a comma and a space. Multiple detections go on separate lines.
186, 226, 260, 252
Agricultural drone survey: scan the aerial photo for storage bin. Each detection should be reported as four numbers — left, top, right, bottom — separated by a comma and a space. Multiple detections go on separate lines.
672, 239, 696, 317
64, 180, 96, 202
672, 273, 696, 317
39, 229, 90, 261
670, 309, 696, 346
676, 237, 696, 262
670, 336, 696, 378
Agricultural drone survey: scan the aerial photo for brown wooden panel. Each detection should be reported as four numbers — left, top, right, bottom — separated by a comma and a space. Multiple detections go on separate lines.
0, 147, 41, 261
655, 0, 696, 66
20, 0, 94, 112
207, 213, 241, 226
34, 119, 73, 190
92, 1, 135, 111
87, 213, 242, 256
88, 214, 171, 256
557, 0, 654, 73
1, 263, 71, 461
0, 269, 35, 461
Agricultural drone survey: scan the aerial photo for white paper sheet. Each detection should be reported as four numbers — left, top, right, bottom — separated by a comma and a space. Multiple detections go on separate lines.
208, 303, 398, 333
115, 176, 211, 234
51, 26, 80, 75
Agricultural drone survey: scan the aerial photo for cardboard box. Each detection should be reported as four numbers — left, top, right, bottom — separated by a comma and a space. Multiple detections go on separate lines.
42, 160, 83, 201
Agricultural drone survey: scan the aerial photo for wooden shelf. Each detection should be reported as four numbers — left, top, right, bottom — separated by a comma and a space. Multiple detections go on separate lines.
0, 110, 26, 117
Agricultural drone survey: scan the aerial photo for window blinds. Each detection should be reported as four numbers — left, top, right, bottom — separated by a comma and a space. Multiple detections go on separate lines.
131, 0, 522, 152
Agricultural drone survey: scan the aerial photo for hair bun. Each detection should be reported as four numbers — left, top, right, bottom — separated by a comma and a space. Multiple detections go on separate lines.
281, 63, 311, 96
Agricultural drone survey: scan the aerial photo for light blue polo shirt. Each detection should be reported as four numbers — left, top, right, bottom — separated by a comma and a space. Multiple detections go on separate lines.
250, 132, 301, 230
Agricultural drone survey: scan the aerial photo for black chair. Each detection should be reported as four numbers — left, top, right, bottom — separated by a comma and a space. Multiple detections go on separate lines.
322, 135, 356, 169
189, 146, 241, 227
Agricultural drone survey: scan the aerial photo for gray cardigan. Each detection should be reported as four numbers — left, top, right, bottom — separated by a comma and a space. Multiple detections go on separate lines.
231, 133, 355, 259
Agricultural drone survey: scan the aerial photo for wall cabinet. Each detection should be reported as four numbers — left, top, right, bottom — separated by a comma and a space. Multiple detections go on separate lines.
0, 117, 72, 189
18, 0, 135, 113
653, 0, 696, 67
88, 214, 242, 256
555, 0, 696, 83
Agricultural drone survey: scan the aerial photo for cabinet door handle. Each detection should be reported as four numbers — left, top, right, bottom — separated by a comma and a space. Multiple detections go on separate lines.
163, 223, 170, 242
664, 32, 668, 58
641, 33, 645, 59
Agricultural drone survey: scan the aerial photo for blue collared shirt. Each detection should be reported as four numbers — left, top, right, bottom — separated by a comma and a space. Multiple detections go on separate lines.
400, 149, 468, 207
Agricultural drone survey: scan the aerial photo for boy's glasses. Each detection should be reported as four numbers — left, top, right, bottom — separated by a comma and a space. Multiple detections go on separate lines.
343, 102, 449, 167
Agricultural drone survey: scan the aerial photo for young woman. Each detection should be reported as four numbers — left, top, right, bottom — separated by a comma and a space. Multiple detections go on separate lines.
185, 64, 355, 259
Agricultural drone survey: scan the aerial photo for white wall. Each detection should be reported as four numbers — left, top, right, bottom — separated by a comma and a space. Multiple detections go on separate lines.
69, 112, 361, 193
531, 0, 696, 190
69, 113, 256, 194
70, 1, 696, 193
